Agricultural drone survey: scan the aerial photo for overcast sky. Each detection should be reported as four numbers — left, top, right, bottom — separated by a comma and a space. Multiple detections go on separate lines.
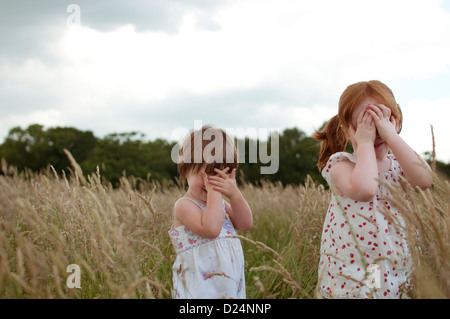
1, 0, 450, 162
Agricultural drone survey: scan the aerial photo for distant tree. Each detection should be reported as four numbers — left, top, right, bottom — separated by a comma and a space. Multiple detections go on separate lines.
235, 137, 262, 184
0, 124, 96, 173
268, 127, 322, 184
235, 128, 322, 185
80, 132, 177, 186
1, 124, 447, 186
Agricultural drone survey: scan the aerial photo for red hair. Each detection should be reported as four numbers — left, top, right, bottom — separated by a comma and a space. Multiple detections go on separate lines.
313, 80, 403, 171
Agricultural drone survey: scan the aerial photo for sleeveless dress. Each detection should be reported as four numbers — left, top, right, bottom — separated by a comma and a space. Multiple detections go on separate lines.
318, 152, 412, 299
168, 197, 246, 299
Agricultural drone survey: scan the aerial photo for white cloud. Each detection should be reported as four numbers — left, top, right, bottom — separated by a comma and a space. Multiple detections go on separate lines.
401, 98, 450, 162
53, 0, 450, 102
255, 103, 336, 134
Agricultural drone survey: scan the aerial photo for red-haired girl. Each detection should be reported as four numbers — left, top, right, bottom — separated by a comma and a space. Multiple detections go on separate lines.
314, 80, 432, 298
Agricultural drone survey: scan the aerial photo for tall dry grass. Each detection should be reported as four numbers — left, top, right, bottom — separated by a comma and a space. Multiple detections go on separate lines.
0, 150, 448, 299
0, 153, 173, 298
381, 170, 449, 298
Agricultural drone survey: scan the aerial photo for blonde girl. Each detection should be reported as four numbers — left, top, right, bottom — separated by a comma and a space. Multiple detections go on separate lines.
168, 125, 253, 299
313, 80, 432, 298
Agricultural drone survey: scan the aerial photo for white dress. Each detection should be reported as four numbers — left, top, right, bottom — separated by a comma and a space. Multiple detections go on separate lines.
318, 152, 412, 298
168, 197, 246, 299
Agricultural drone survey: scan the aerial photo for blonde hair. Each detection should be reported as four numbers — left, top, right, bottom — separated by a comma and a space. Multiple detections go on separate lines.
177, 125, 238, 178
313, 80, 403, 171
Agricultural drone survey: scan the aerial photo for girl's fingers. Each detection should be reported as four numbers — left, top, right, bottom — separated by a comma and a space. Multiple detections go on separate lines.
208, 175, 230, 186
202, 172, 214, 190
370, 104, 391, 120
365, 109, 378, 122
207, 175, 224, 183
377, 104, 391, 118
208, 173, 229, 181
367, 105, 383, 119
207, 179, 223, 187
214, 167, 229, 178
356, 107, 367, 124
362, 110, 375, 127
212, 186, 225, 193
230, 168, 237, 180
390, 116, 399, 132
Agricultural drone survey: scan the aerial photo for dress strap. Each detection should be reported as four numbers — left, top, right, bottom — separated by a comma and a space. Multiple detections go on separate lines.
180, 197, 227, 215
181, 197, 206, 211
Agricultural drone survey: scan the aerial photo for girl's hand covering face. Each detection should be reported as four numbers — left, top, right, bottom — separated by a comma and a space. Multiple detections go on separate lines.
201, 171, 215, 193
206, 167, 239, 200
348, 107, 376, 151
366, 104, 398, 141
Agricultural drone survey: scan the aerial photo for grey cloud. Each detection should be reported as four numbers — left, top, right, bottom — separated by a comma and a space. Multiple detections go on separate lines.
55, 85, 301, 140
0, 1, 65, 64
75, 0, 227, 33
99, 84, 334, 137
1, 0, 227, 32
0, 0, 229, 63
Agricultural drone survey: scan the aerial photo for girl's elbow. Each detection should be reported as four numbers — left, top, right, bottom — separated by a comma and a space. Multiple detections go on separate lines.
347, 179, 378, 202
356, 192, 376, 202
236, 220, 253, 232
416, 177, 433, 190
354, 186, 378, 202
408, 172, 433, 190
205, 228, 222, 239
200, 224, 222, 239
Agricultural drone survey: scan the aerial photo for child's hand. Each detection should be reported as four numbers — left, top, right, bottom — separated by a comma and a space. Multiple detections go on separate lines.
366, 104, 398, 142
348, 108, 376, 152
201, 171, 217, 193
207, 167, 240, 200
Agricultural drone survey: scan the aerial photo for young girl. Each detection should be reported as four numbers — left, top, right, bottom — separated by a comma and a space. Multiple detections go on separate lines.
168, 125, 253, 299
313, 80, 432, 298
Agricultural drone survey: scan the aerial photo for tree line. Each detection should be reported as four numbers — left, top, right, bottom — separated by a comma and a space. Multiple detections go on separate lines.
0, 124, 448, 187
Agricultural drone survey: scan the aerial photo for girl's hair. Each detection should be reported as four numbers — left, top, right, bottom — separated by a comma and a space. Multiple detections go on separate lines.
313, 80, 403, 171
177, 125, 238, 178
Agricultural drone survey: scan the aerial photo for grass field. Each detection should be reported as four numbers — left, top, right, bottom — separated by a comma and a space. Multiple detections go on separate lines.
0, 151, 448, 299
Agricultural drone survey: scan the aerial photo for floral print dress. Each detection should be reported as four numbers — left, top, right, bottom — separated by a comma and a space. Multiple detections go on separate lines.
318, 152, 412, 298
168, 197, 246, 299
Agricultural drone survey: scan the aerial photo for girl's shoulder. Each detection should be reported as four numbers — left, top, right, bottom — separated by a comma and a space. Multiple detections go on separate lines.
322, 152, 356, 181
172, 197, 206, 228
330, 151, 357, 164
174, 197, 206, 212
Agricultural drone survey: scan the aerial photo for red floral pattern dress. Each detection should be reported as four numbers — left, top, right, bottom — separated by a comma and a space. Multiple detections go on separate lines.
318, 152, 412, 298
